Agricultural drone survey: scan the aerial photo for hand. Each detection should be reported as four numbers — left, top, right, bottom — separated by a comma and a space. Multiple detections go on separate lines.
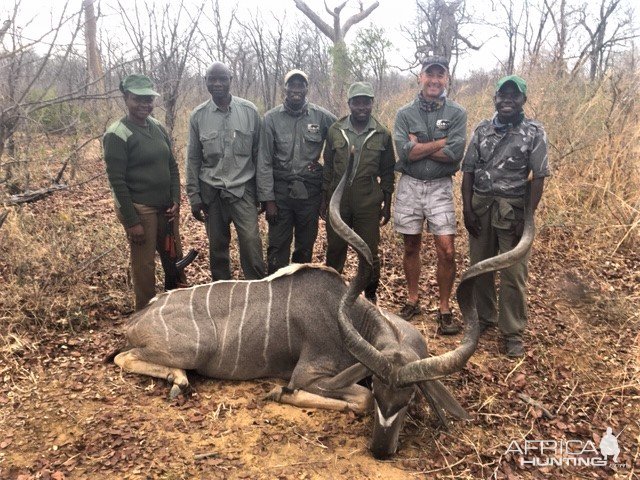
379, 202, 391, 226
264, 201, 278, 224
191, 203, 207, 222
408, 133, 418, 143
126, 223, 145, 245
319, 195, 328, 221
165, 203, 179, 221
463, 209, 481, 238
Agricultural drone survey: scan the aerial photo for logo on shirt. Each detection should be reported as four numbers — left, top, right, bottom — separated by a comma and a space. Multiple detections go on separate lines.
307, 124, 320, 134
436, 119, 450, 130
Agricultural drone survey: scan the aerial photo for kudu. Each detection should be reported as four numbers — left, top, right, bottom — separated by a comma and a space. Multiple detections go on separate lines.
111, 160, 534, 458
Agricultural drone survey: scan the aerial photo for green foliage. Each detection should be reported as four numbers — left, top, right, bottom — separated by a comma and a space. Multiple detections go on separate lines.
349, 26, 392, 85
27, 88, 91, 134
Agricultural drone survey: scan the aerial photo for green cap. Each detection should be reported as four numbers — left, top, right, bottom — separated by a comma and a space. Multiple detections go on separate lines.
347, 81, 374, 100
119, 74, 160, 96
496, 75, 527, 95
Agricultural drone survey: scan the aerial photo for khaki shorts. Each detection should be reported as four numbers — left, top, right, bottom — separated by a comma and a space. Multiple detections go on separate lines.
393, 174, 456, 235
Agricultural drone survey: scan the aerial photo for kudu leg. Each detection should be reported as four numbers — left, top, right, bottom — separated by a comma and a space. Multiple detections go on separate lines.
265, 383, 373, 413
114, 350, 189, 399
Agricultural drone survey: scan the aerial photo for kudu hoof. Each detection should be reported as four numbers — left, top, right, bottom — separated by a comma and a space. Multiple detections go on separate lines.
168, 384, 183, 399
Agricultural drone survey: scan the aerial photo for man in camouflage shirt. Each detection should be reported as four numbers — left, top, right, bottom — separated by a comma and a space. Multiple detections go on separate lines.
257, 70, 336, 274
461, 75, 550, 357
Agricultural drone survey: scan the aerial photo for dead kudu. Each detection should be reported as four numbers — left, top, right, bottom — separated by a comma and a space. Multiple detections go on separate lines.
111, 164, 534, 458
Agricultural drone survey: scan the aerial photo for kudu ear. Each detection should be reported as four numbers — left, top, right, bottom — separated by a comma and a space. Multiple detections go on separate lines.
418, 380, 470, 422
318, 363, 372, 391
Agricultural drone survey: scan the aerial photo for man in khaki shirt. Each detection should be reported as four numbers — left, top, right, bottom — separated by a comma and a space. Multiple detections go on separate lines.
257, 70, 336, 274
186, 62, 265, 280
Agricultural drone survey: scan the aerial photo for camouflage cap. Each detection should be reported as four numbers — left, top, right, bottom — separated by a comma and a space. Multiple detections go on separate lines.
496, 75, 527, 95
284, 69, 308, 85
347, 81, 374, 100
119, 74, 160, 96
421, 55, 449, 72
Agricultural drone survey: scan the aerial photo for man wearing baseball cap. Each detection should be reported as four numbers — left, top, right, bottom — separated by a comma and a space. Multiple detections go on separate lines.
321, 81, 395, 303
393, 55, 468, 335
461, 74, 550, 357
257, 69, 336, 273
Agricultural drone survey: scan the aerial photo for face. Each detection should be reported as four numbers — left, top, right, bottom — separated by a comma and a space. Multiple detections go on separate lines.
205, 64, 232, 101
284, 77, 308, 108
348, 96, 373, 124
494, 82, 526, 119
124, 93, 154, 122
419, 64, 449, 100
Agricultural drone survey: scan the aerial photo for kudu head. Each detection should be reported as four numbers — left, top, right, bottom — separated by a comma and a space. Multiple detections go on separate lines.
328, 156, 535, 458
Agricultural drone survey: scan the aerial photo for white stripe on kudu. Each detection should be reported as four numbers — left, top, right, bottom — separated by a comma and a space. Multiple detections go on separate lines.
263, 282, 273, 365
189, 287, 200, 361
232, 282, 251, 376
286, 277, 293, 356
217, 282, 238, 369
159, 292, 172, 343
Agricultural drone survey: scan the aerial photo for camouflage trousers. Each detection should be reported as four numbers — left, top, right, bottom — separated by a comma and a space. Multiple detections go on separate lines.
469, 194, 531, 338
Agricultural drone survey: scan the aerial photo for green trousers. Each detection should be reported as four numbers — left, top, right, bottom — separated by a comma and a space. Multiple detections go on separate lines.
267, 181, 321, 274
202, 183, 265, 281
325, 184, 382, 300
469, 194, 531, 338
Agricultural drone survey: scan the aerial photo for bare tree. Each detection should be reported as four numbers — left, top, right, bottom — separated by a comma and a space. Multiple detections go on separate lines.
573, 0, 638, 80
293, 0, 379, 98
402, 0, 481, 75
83, 0, 104, 94
349, 26, 392, 92
238, 11, 286, 111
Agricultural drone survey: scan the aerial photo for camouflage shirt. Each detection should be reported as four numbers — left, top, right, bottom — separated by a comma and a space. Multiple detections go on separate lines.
461, 115, 550, 197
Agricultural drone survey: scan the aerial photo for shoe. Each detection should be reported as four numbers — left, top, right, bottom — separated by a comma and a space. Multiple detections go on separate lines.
479, 321, 496, 336
504, 337, 525, 358
399, 302, 421, 321
436, 312, 461, 335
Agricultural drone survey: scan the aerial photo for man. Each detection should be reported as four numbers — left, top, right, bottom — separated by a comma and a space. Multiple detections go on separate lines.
393, 55, 467, 335
321, 81, 395, 303
186, 62, 265, 280
461, 75, 549, 357
257, 69, 336, 274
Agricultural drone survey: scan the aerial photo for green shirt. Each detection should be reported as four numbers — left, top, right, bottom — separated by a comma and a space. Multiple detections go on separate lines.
103, 116, 180, 228
257, 102, 336, 201
394, 97, 467, 180
323, 115, 395, 195
186, 96, 261, 205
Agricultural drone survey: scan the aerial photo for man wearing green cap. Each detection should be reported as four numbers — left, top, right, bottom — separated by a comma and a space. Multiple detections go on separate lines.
257, 69, 336, 274
461, 75, 550, 357
321, 81, 395, 303
104, 74, 186, 310
393, 55, 467, 335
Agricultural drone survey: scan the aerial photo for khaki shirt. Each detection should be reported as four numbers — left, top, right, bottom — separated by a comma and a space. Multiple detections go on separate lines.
394, 97, 467, 180
186, 96, 261, 205
462, 115, 550, 197
257, 103, 336, 201
323, 115, 395, 196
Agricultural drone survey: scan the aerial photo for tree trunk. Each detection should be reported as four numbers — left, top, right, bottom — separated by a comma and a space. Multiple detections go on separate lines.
83, 0, 105, 95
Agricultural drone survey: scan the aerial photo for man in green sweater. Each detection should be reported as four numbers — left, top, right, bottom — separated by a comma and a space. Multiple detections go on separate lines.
321, 82, 395, 303
104, 74, 185, 310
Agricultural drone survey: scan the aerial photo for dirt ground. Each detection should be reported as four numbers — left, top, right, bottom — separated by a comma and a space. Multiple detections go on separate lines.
1, 175, 639, 479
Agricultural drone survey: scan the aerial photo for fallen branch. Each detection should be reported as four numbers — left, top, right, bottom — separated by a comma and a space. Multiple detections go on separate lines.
194, 452, 217, 461
6, 183, 68, 205
517, 393, 555, 419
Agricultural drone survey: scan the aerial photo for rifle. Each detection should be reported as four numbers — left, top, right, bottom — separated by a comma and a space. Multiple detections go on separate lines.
159, 216, 198, 290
